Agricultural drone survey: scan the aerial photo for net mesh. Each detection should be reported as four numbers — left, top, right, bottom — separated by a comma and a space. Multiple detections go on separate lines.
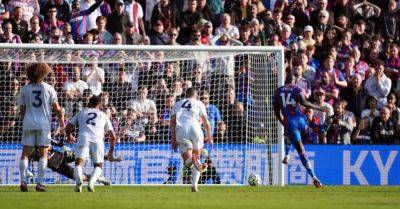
0, 46, 282, 185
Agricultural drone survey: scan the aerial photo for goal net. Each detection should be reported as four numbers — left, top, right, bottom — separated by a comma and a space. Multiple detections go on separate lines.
0, 44, 284, 186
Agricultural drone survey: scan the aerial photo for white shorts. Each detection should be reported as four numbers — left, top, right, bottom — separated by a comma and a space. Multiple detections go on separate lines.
75, 141, 104, 164
176, 126, 204, 154
22, 130, 52, 147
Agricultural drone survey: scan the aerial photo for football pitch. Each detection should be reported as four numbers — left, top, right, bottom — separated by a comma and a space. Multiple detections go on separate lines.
0, 186, 399, 209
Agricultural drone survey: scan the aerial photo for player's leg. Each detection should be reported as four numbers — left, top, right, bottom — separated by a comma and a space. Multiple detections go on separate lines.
176, 126, 202, 191
191, 128, 207, 172
74, 158, 86, 192
19, 145, 33, 192
283, 119, 299, 164
291, 116, 322, 188
190, 129, 205, 192
35, 130, 53, 191
53, 161, 110, 185
181, 150, 193, 170
179, 143, 196, 187
191, 149, 204, 192
96, 175, 111, 186
74, 143, 89, 192
181, 149, 202, 192
292, 117, 322, 188
25, 168, 34, 180
87, 142, 104, 192
282, 135, 292, 164
20, 130, 37, 191
293, 141, 322, 188
51, 147, 110, 185
88, 163, 102, 192
36, 146, 49, 192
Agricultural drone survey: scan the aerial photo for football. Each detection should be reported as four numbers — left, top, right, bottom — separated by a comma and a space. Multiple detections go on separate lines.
248, 174, 261, 186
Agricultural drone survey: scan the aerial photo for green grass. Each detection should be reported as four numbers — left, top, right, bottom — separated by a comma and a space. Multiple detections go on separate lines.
0, 186, 399, 209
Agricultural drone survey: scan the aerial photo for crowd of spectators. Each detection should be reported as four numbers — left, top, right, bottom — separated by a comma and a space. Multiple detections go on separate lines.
0, 0, 399, 144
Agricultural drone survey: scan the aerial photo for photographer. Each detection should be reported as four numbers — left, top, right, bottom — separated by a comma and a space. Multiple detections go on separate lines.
182, 150, 221, 185
164, 149, 221, 185
324, 100, 354, 144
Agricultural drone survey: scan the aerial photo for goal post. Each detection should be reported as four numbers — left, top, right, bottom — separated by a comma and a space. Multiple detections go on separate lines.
0, 44, 285, 186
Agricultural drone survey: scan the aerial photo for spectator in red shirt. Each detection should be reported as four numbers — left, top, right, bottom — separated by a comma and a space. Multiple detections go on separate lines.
384, 44, 400, 80
313, 70, 339, 105
318, 55, 347, 88
41, 6, 65, 36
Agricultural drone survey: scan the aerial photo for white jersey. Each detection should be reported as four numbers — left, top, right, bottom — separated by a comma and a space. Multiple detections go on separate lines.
172, 98, 207, 128
83, 66, 105, 96
18, 82, 58, 131
68, 108, 113, 144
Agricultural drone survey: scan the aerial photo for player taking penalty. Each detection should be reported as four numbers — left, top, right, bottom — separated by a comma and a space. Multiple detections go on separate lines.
19, 62, 65, 192
66, 95, 117, 192
170, 87, 213, 192
274, 73, 329, 189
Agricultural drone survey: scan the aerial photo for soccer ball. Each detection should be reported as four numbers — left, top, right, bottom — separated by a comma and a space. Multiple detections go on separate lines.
248, 174, 261, 186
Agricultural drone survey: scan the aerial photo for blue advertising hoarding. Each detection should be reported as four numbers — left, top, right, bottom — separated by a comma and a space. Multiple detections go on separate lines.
0, 144, 398, 185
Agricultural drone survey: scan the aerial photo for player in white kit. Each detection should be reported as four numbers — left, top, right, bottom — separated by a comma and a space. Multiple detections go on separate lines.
19, 63, 65, 192
66, 95, 117, 192
170, 87, 213, 192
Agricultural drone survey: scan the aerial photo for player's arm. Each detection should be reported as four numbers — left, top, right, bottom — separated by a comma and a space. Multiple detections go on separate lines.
273, 103, 284, 125
294, 93, 327, 112
50, 85, 65, 130
18, 89, 26, 119
169, 115, 177, 151
65, 114, 78, 143
65, 123, 76, 143
19, 105, 26, 119
53, 101, 65, 129
200, 115, 213, 144
107, 130, 117, 159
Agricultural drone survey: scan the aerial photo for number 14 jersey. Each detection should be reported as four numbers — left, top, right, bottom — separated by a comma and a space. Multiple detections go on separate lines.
275, 84, 304, 118
68, 108, 113, 144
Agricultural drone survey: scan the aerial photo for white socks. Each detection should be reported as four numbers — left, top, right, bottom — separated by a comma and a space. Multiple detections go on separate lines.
74, 165, 83, 184
192, 166, 201, 189
89, 167, 102, 186
37, 158, 47, 185
19, 159, 28, 183
184, 157, 200, 188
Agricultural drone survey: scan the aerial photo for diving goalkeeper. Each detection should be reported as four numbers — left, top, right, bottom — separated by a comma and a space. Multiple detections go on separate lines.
26, 139, 120, 185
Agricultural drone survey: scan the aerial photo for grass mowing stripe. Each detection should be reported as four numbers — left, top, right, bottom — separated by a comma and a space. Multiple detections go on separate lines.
0, 186, 399, 209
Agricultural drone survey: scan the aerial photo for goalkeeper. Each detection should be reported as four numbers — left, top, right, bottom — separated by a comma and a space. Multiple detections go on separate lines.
26, 139, 115, 185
